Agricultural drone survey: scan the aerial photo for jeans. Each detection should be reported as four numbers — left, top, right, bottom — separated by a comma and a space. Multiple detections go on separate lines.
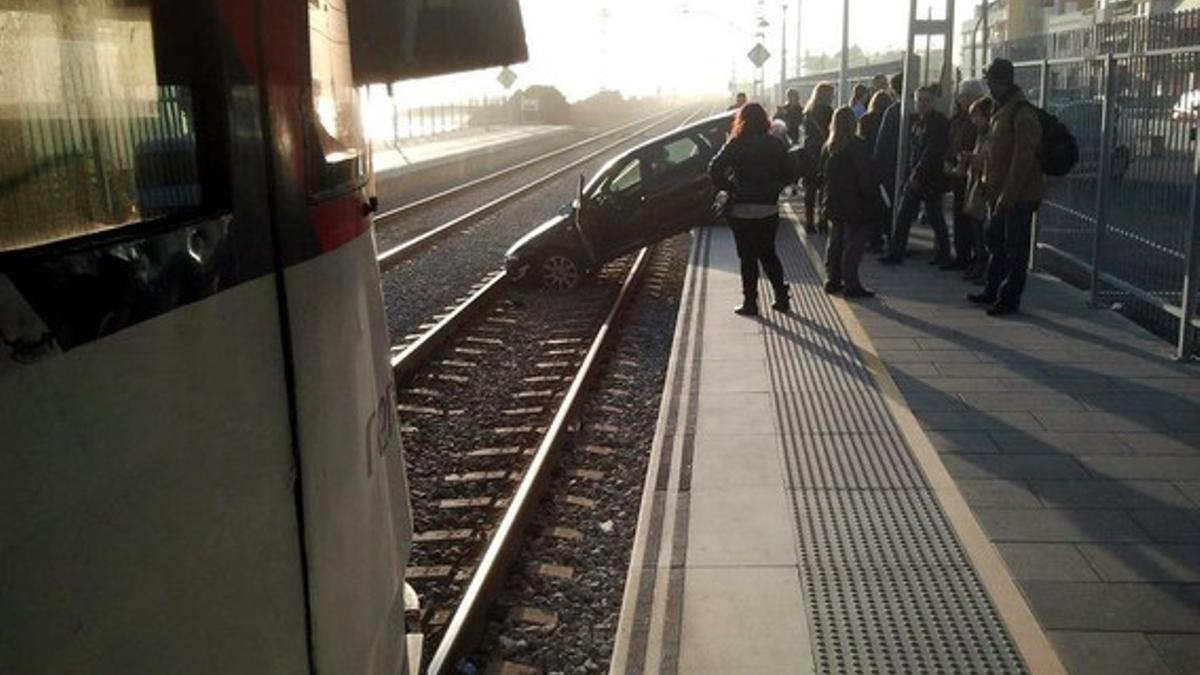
982, 202, 1036, 308
826, 220, 876, 292
729, 215, 786, 299
889, 187, 950, 259
803, 176, 823, 229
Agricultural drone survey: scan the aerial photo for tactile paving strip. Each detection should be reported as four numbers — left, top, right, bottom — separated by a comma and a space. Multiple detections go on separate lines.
763, 225, 1028, 675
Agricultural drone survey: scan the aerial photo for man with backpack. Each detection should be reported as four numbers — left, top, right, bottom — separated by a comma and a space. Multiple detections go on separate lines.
968, 58, 1045, 316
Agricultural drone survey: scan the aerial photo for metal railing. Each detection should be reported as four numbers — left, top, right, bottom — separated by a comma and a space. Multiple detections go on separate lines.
1009, 45, 1200, 359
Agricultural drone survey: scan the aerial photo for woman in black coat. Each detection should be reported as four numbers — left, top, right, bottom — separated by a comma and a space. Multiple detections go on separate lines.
822, 106, 887, 298
802, 82, 835, 234
709, 103, 796, 316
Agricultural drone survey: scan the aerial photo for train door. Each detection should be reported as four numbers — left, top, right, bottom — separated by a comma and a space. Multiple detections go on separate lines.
0, 2, 311, 672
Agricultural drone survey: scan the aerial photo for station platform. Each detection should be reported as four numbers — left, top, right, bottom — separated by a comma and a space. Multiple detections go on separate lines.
610, 200, 1200, 675
372, 125, 573, 177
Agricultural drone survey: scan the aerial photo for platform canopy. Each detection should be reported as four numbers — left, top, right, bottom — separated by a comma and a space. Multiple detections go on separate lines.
348, 0, 528, 85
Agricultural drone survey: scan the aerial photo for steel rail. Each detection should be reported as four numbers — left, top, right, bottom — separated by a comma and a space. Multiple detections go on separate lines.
390, 271, 509, 383
375, 105, 709, 270
374, 110, 675, 224
425, 247, 653, 675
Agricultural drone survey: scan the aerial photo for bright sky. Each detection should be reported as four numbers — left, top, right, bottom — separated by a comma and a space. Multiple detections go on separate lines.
390, 0, 983, 105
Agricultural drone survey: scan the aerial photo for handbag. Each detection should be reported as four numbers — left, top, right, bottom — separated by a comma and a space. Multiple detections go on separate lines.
965, 177, 989, 220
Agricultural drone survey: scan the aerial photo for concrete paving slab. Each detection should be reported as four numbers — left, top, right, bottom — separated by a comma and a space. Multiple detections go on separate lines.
1030, 480, 1197, 510
685, 487, 798, 567
976, 508, 1150, 543
1146, 633, 1200, 675
988, 431, 1132, 456
677, 567, 814, 675
941, 454, 1091, 480
1036, 411, 1164, 434
1119, 434, 1200, 455
690, 434, 785, 489
902, 392, 970, 412
1130, 510, 1200, 543
1178, 482, 1200, 508
695, 393, 776, 437
996, 543, 1100, 581
916, 410, 1047, 432
958, 392, 1088, 413
697, 358, 770, 393
958, 479, 1042, 508
1079, 456, 1200, 481
1078, 544, 1200, 582
1023, 582, 1200, 632
1047, 631, 1174, 675
924, 430, 1002, 454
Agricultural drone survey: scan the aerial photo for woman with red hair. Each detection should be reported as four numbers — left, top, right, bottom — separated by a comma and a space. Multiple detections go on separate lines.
708, 102, 796, 316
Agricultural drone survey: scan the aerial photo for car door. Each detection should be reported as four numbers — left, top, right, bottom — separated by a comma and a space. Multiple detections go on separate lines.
643, 133, 717, 239
581, 152, 658, 261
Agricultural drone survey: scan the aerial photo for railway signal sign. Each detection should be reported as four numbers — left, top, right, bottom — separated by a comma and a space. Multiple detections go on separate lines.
497, 66, 518, 89
747, 42, 771, 68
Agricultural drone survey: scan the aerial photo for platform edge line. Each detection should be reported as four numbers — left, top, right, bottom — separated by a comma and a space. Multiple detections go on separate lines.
608, 227, 706, 675
782, 204, 1068, 675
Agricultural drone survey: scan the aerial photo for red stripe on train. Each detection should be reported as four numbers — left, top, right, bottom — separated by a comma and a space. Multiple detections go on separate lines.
310, 192, 372, 252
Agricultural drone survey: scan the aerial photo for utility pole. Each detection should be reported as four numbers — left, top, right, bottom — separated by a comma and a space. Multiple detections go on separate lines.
754, 0, 767, 100
924, 6, 932, 85
780, 3, 788, 103
838, 0, 849, 103
982, 0, 990, 72
795, 0, 803, 78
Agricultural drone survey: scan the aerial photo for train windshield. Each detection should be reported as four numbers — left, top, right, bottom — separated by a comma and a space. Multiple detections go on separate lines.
0, 0, 217, 253
308, 0, 368, 196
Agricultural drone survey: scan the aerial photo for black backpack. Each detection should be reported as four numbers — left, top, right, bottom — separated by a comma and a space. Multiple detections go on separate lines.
1015, 101, 1079, 177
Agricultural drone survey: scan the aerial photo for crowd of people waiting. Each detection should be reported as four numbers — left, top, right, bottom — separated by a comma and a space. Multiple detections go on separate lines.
709, 58, 1046, 318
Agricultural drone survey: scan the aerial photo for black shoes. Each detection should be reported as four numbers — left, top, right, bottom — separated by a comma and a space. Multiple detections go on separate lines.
824, 280, 843, 294
967, 292, 997, 305
772, 285, 791, 312
986, 303, 1019, 316
734, 300, 759, 316
878, 254, 903, 266
843, 288, 876, 299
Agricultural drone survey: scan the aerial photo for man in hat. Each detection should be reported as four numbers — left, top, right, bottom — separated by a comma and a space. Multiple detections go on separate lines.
968, 57, 1044, 316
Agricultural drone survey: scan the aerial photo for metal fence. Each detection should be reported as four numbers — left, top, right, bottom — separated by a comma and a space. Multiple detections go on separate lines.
996, 8, 1200, 62
1010, 47, 1200, 358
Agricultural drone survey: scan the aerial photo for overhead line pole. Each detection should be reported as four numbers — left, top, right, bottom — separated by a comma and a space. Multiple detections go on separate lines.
838, 0, 849, 103
781, 3, 788, 102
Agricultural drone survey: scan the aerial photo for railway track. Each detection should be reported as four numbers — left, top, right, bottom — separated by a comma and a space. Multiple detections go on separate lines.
375, 105, 713, 271
385, 103, 719, 674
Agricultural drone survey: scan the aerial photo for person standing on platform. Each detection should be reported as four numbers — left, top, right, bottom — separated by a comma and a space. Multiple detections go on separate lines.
878, 84, 952, 266
872, 72, 905, 253
849, 84, 871, 119
822, 106, 886, 299
708, 103, 795, 317
960, 97, 997, 283
968, 58, 1044, 316
871, 73, 890, 97
775, 88, 805, 146
858, 90, 893, 153
729, 92, 748, 111
945, 79, 986, 272
802, 82, 835, 235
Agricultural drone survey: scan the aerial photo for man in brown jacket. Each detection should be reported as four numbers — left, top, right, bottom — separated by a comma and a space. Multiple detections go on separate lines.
968, 58, 1044, 315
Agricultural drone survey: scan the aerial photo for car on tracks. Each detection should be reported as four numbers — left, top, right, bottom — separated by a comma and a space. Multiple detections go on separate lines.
505, 111, 734, 289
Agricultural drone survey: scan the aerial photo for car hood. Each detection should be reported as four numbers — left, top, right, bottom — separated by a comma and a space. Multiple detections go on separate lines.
506, 213, 571, 258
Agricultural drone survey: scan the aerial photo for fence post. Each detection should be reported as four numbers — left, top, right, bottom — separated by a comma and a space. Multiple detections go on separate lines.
1090, 52, 1117, 308
1179, 106, 1200, 360
1030, 58, 1049, 272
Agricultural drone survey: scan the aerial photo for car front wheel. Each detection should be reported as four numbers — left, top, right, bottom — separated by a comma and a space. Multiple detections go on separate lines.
539, 250, 586, 290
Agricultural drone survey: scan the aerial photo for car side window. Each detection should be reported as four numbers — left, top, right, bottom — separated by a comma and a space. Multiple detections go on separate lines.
644, 136, 704, 185
608, 158, 642, 194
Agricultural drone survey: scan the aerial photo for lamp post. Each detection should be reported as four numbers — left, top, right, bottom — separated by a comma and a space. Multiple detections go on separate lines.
780, 3, 788, 103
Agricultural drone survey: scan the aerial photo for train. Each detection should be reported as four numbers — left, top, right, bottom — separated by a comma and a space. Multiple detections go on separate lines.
0, 1, 526, 673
